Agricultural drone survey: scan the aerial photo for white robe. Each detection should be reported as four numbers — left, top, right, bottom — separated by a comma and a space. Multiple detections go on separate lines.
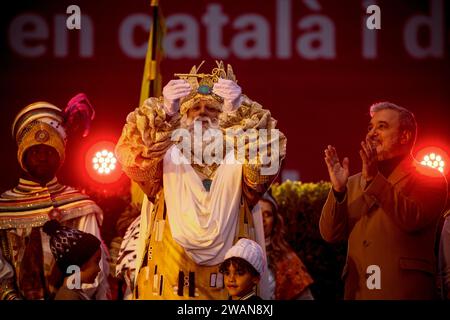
163, 145, 243, 266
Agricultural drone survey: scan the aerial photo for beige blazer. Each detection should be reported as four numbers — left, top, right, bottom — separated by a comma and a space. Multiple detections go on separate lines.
320, 156, 448, 299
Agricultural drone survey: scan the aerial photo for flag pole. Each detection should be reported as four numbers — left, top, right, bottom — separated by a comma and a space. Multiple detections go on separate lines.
132, 0, 164, 206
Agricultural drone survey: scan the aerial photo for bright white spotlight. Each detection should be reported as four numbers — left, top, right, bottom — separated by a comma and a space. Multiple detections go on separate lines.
420, 152, 445, 173
92, 148, 118, 175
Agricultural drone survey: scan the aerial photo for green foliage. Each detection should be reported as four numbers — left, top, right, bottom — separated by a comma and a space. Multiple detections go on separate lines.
271, 180, 347, 300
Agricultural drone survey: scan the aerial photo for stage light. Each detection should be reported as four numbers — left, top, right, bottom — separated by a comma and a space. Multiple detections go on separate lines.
420, 153, 445, 172
85, 141, 123, 184
92, 148, 117, 175
416, 146, 448, 176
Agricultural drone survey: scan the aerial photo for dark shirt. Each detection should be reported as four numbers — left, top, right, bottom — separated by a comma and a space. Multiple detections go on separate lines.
228, 291, 263, 300
54, 285, 86, 300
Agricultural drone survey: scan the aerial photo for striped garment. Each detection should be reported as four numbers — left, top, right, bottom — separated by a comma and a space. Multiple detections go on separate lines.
116, 215, 140, 279
0, 177, 104, 300
115, 215, 140, 299
0, 178, 102, 229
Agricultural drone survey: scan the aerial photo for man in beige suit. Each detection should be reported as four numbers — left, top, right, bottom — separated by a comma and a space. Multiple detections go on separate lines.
320, 102, 448, 300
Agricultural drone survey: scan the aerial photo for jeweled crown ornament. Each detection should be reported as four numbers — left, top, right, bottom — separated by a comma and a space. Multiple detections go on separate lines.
174, 61, 238, 114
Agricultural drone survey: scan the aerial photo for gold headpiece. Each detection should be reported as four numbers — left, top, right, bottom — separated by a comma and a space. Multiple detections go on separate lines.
12, 102, 66, 172
174, 61, 237, 115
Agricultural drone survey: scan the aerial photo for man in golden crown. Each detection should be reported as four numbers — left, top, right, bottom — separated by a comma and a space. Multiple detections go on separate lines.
115, 61, 286, 299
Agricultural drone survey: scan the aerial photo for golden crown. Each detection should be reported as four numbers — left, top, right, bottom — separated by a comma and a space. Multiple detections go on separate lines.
174, 60, 237, 105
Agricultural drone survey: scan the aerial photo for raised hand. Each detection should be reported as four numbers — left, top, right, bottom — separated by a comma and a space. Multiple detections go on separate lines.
162, 79, 192, 115
324, 145, 349, 193
360, 140, 378, 182
212, 78, 242, 112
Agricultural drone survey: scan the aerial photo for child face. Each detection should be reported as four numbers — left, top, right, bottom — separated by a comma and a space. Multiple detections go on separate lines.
80, 248, 102, 284
223, 262, 259, 299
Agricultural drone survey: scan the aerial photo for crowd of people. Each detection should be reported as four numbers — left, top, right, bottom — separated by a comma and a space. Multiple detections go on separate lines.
0, 62, 448, 300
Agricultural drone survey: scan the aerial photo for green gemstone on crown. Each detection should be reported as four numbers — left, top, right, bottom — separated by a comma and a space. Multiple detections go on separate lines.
198, 85, 211, 95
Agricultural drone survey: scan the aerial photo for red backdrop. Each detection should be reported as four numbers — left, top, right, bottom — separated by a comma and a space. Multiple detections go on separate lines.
1, 0, 449, 192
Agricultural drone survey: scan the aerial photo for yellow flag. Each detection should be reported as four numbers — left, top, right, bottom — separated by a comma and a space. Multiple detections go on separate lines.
133, 0, 165, 205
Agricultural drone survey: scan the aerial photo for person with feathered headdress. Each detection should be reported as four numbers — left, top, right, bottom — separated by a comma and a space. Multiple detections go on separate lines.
0, 94, 110, 300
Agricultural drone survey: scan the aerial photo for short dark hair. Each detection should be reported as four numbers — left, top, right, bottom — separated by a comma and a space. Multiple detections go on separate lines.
369, 102, 417, 147
219, 257, 260, 277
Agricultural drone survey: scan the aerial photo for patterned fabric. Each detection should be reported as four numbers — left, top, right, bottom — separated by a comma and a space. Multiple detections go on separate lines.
0, 178, 102, 230
177, 61, 232, 115
0, 178, 104, 300
115, 95, 287, 202
17, 228, 46, 299
44, 220, 100, 274
12, 102, 66, 171
134, 191, 259, 300
17, 122, 66, 171
116, 216, 140, 279
114, 216, 140, 299
115, 97, 179, 201
12, 95, 95, 171
272, 251, 314, 300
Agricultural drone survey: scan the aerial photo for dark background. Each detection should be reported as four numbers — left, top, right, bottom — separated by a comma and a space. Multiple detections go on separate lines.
1, 0, 449, 192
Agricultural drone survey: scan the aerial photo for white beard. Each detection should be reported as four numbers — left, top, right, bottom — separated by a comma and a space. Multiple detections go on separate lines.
179, 116, 221, 163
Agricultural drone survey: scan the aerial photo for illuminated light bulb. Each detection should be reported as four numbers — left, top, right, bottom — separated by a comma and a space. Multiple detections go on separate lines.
98, 167, 104, 174
418, 149, 448, 175
92, 157, 98, 163
108, 152, 114, 158
105, 158, 110, 163
96, 152, 101, 158
94, 163, 99, 170
101, 150, 108, 156
111, 158, 117, 164
110, 164, 116, 170
105, 168, 111, 174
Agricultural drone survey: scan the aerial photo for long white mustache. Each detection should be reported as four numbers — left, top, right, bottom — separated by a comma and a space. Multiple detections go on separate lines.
184, 116, 220, 130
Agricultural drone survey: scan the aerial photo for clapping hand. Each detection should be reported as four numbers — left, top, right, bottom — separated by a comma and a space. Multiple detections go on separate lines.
324, 145, 349, 193
360, 140, 378, 182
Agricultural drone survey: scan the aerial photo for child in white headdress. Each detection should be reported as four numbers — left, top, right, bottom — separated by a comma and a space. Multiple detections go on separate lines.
219, 238, 265, 300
